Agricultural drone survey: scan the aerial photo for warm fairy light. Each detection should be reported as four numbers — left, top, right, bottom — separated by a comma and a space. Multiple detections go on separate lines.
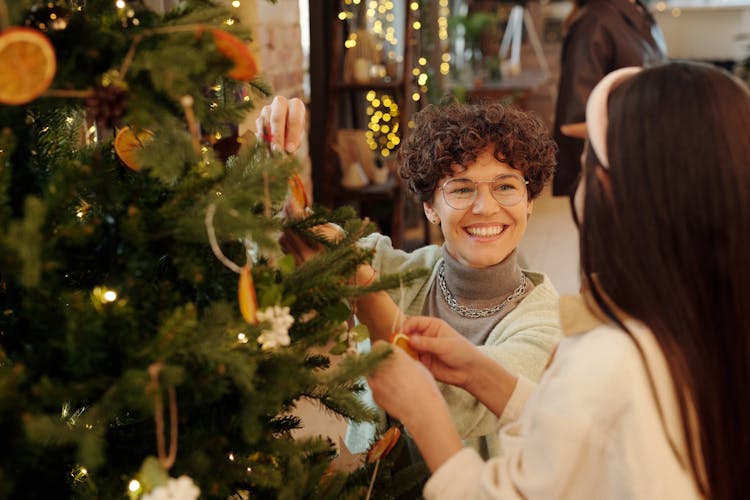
229, 452, 235, 461
367, 93, 400, 157
65, 116, 74, 124
237, 332, 248, 343
231, 0, 241, 7
411, 92, 421, 102
129, 479, 141, 492
225, 18, 235, 25
214, 132, 222, 140
655, 1, 666, 11
671, 7, 682, 16
115, 0, 125, 8
103, 290, 118, 302
438, 2, 451, 76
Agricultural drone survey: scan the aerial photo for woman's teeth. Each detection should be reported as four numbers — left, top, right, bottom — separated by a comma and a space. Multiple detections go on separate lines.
466, 226, 504, 237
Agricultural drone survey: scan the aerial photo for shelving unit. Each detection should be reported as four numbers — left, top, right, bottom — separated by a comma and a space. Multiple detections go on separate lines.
320, 1, 418, 249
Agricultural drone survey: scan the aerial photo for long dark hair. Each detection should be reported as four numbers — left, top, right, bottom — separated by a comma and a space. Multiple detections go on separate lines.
580, 61, 750, 499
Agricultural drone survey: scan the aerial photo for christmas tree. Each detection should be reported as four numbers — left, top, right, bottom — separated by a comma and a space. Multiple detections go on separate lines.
0, 0, 425, 497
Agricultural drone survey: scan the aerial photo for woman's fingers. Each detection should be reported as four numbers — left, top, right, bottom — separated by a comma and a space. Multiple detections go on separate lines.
284, 97, 306, 152
255, 96, 306, 153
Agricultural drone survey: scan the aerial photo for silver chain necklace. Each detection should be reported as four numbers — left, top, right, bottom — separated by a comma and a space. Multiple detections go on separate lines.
437, 261, 528, 318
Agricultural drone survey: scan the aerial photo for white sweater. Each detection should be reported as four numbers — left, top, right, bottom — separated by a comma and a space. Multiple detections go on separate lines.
424, 296, 703, 499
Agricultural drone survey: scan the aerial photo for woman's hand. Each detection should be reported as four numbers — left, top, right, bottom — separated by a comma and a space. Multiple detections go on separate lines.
404, 316, 519, 419
401, 316, 482, 390
367, 341, 464, 472
256, 96, 306, 153
368, 341, 443, 425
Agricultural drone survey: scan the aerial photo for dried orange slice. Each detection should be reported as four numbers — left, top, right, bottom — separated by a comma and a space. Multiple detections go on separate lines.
288, 173, 309, 208
0, 27, 57, 105
389, 332, 418, 360
211, 29, 258, 82
366, 426, 401, 464
238, 265, 258, 325
114, 126, 154, 171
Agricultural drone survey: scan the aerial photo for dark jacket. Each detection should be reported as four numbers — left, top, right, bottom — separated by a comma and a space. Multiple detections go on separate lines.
552, 0, 667, 196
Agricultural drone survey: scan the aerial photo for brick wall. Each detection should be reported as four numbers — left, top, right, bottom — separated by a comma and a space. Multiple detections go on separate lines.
238, 0, 313, 200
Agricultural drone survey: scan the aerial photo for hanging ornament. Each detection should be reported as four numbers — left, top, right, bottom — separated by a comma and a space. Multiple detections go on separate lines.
0, 27, 57, 105
114, 126, 154, 171
209, 29, 258, 82
85, 83, 129, 129
141, 476, 200, 500
389, 332, 418, 360
255, 305, 294, 351
25, 3, 72, 32
288, 173, 309, 209
366, 426, 401, 464
365, 426, 402, 499
238, 264, 258, 325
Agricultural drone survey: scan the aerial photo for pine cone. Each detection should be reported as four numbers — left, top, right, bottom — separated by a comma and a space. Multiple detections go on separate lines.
85, 84, 129, 129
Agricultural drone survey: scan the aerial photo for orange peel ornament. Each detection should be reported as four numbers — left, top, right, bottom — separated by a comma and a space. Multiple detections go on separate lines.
288, 173, 309, 208
389, 332, 418, 360
114, 126, 154, 171
238, 265, 258, 325
366, 426, 401, 464
210, 29, 258, 82
0, 27, 57, 105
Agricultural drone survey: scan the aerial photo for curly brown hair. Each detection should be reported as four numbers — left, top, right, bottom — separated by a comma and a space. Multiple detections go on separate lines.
396, 101, 557, 203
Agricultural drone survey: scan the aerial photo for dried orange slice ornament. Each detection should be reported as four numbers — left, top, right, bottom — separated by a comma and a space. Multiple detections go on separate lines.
114, 126, 154, 171
288, 173, 309, 209
238, 265, 258, 325
211, 29, 258, 82
0, 27, 57, 105
366, 426, 401, 464
389, 332, 418, 360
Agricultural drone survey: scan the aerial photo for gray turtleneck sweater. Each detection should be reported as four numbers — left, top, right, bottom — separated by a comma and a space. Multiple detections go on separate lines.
424, 247, 535, 346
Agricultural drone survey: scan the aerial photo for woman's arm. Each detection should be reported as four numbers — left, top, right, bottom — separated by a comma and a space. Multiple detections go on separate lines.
367, 342, 464, 472
403, 316, 519, 419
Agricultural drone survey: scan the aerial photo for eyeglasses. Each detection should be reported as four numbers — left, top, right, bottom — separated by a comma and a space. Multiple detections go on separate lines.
439, 174, 529, 210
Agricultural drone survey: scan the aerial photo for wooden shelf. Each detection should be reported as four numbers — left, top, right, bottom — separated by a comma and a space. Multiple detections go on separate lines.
334, 80, 405, 92
321, 1, 417, 249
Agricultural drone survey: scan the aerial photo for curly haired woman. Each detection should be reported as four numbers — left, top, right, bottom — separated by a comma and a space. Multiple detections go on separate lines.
263, 99, 561, 460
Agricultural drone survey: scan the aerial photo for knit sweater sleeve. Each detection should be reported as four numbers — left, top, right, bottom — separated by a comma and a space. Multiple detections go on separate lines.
440, 273, 561, 438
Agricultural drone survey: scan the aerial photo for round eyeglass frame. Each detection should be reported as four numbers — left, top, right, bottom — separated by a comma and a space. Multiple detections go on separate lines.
438, 173, 530, 210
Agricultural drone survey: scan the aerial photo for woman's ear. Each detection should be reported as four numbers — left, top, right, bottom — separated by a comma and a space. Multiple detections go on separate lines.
423, 202, 440, 225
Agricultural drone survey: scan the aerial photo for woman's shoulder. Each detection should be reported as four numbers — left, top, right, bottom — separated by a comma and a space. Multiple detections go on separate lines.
520, 270, 560, 305
360, 233, 442, 271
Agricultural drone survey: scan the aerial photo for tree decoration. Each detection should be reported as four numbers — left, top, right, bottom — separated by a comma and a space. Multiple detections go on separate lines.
238, 264, 258, 325
390, 332, 418, 359
114, 126, 154, 171
24, 2, 72, 32
0, 26, 56, 105
85, 82, 129, 129
255, 305, 294, 350
209, 28, 258, 82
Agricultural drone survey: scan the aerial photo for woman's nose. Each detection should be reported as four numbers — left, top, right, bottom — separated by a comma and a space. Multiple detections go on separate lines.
471, 184, 500, 214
